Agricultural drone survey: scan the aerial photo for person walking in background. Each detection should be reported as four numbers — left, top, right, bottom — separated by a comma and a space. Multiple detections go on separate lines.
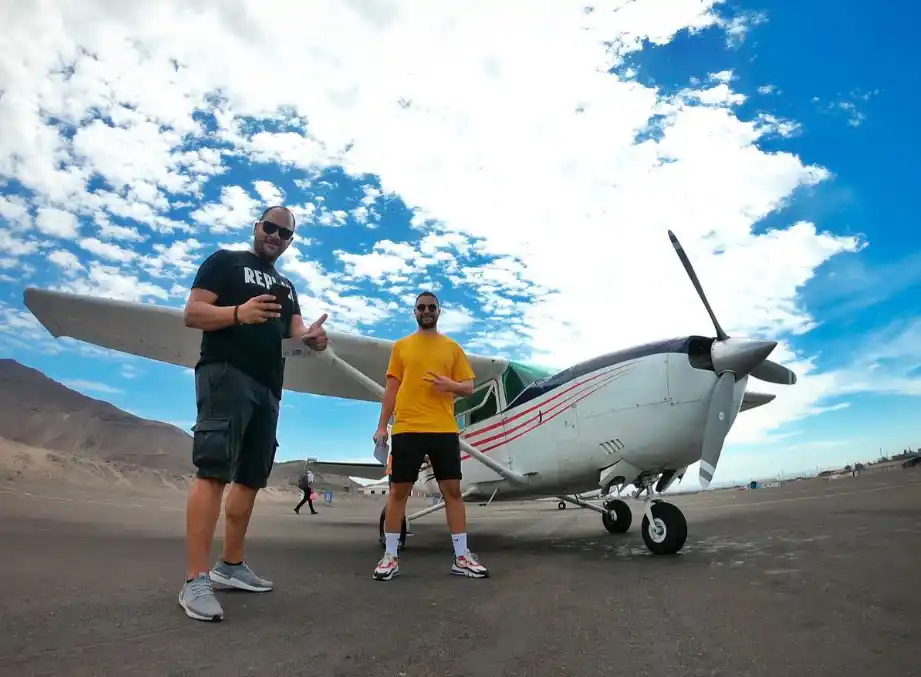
179, 205, 329, 622
371, 291, 489, 582
295, 467, 318, 515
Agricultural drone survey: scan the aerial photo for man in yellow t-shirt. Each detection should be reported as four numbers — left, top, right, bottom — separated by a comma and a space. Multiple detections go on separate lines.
371, 291, 489, 582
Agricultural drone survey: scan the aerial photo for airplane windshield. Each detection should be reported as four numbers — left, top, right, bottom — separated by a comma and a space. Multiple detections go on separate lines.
503, 361, 557, 405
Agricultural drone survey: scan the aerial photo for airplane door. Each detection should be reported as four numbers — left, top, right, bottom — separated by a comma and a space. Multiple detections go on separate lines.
502, 401, 579, 480
554, 403, 580, 478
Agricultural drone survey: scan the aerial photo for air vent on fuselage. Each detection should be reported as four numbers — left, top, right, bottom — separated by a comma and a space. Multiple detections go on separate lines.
600, 438, 625, 456
686, 336, 715, 372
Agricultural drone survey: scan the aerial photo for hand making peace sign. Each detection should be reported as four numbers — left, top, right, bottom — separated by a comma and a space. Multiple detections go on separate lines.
423, 371, 457, 393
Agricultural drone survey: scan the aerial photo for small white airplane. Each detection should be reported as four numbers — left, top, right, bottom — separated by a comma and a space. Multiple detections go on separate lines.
21, 230, 796, 557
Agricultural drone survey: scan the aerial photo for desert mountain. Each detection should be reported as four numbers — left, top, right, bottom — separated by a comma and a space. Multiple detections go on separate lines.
0, 359, 362, 491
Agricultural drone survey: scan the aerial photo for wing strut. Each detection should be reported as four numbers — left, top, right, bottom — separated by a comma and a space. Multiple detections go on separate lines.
284, 340, 529, 486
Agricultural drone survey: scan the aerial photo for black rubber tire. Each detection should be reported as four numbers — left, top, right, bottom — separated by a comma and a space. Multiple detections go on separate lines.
379, 507, 407, 551
558, 501, 567, 510
640, 501, 688, 555
601, 498, 632, 534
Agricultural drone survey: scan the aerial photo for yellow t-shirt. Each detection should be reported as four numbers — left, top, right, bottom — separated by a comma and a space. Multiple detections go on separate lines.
387, 332, 476, 434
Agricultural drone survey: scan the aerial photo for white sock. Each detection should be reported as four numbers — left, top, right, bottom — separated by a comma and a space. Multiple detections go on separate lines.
385, 532, 400, 557
451, 532, 467, 558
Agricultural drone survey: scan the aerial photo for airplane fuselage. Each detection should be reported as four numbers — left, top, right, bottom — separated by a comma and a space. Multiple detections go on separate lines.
415, 336, 747, 502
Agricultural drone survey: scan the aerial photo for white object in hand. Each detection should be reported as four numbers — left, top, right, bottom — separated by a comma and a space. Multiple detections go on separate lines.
373, 438, 389, 465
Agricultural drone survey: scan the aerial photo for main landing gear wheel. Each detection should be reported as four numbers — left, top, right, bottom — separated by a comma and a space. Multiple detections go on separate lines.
641, 501, 687, 555
378, 507, 407, 551
557, 501, 567, 510
601, 498, 632, 534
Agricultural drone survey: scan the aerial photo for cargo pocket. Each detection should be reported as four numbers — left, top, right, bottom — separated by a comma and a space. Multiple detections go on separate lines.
192, 418, 233, 475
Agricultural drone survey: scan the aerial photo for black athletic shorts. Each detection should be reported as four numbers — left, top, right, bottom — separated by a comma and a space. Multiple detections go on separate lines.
191, 361, 280, 489
390, 432, 462, 484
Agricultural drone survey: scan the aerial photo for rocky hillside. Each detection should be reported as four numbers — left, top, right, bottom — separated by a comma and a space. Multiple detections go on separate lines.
0, 359, 361, 490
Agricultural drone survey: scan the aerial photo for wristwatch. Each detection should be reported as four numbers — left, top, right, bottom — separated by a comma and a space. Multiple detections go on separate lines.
233, 305, 241, 325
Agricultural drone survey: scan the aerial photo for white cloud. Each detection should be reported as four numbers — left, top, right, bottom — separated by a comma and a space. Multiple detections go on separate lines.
0, 226, 40, 257
0, 301, 45, 339
97, 218, 147, 242
0, 195, 30, 226
58, 263, 171, 303
48, 249, 84, 275
63, 379, 124, 395
78, 237, 137, 263
812, 88, 881, 128
253, 180, 285, 205
0, 0, 897, 452
438, 305, 477, 334
35, 207, 80, 239
191, 185, 262, 232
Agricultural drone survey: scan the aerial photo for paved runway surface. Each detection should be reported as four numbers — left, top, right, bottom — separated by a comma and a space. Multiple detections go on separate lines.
2, 470, 920, 677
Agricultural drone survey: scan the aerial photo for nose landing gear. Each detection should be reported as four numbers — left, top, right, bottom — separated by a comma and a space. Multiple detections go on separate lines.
634, 475, 687, 555
640, 500, 687, 555
593, 473, 688, 555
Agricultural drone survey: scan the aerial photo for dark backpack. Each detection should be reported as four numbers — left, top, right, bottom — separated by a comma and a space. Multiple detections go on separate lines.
298, 473, 311, 491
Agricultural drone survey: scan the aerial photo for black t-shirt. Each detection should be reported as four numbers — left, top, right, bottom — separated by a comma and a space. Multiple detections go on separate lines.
190, 249, 302, 398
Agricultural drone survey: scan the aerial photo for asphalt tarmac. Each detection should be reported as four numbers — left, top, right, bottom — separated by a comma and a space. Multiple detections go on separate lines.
2, 470, 920, 677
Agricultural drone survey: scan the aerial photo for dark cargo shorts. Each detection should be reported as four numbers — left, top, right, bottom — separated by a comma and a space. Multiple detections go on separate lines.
390, 432, 462, 484
191, 361, 280, 489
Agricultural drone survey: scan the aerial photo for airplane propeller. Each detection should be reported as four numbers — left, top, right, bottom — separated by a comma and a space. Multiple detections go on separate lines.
667, 230, 798, 488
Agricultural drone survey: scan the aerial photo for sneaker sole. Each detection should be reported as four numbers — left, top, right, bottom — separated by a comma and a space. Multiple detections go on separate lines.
209, 571, 273, 592
373, 568, 399, 581
451, 566, 489, 579
178, 594, 223, 622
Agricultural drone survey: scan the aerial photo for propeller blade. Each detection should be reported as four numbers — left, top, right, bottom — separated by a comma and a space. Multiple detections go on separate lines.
750, 359, 797, 385
699, 372, 735, 489
667, 230, 730, 341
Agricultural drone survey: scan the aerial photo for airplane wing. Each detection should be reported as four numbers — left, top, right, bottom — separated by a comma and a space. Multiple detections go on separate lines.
740, 390, 775, 412
305, 461, 388, 481
22, 287, 510, 403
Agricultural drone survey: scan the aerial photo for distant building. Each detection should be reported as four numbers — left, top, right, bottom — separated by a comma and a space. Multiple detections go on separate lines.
861, 460, 905, 474
358, 480, 428, 498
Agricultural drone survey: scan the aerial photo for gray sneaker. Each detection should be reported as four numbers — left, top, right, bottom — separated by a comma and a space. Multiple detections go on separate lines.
179, 573, 224, 622
209, 559, 273, 592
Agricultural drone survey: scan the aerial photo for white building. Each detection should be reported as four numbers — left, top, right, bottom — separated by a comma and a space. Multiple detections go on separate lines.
358, 480, 429, 498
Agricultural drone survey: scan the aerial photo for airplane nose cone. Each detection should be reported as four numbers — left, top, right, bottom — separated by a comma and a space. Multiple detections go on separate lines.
710, 337, 777, 378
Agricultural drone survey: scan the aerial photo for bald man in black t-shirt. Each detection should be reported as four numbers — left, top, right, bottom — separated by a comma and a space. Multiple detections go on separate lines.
178, 205, 329, 623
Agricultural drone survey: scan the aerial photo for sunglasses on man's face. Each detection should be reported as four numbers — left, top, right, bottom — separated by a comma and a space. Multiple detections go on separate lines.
260, 221, 294, 240
416, 303, 438, 312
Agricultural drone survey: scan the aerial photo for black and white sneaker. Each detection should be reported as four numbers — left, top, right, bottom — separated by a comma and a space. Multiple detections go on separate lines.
373, 552, 400, 581
451, 551, 489, 578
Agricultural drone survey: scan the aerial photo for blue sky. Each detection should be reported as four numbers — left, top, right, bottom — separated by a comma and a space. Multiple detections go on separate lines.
1, 0, 918, 487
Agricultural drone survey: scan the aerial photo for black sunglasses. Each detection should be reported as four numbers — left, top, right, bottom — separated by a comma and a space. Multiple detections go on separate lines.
259, 221, 294, 240
416, 303, 438, 312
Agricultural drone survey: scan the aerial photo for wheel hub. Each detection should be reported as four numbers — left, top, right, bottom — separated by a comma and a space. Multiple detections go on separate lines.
648, 517, 667, 543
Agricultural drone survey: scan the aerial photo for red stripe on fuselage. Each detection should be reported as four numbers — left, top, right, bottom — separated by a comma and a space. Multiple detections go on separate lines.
458, 364, 631, 462
463, 367, 620, 441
